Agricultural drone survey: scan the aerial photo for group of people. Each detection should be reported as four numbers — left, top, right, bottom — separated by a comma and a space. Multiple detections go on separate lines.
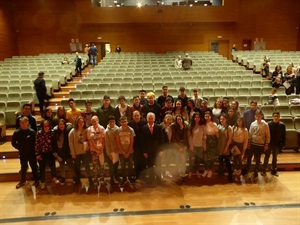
13, 83, 286, 190
270, 63, 300, 95
175, 53, 193, 70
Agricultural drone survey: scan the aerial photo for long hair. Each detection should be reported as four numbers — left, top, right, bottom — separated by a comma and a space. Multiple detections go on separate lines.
189, 112, 202, 136
74, 116, 86, 130
40, 119, 51, 133
55, 119, 67, 138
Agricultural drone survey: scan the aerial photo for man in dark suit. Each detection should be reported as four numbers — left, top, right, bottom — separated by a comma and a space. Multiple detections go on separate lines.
141, 112, 164, 184
182, 53, 192, 70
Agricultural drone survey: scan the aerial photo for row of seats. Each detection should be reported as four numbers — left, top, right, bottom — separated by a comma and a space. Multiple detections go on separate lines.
74, 82, 274, 93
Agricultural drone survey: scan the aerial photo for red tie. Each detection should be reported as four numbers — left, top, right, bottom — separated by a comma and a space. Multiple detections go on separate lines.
150, 125, 153, 134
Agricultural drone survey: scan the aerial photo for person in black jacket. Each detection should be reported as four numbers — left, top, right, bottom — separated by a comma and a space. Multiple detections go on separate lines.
141, 112, 164, 184
34, 71, 51, 115
15, 103, 37, 132
53, 119, 74, 184
12, 116, 39, 189
96, 95, 116, 128
128, 110, 147, 180
264, 112, 286, 176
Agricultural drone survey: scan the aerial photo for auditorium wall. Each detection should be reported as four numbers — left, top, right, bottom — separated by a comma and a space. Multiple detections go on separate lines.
0, 0, 299, 60
0, 1, 18, 60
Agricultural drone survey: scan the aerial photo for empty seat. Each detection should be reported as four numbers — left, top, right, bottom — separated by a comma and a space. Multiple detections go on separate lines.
20, 92, 34, 102
5, 101, 21, 126
0, 101, 6, 112
202, 88, 214, 98
290, 105, 300, 117
9, 86, 21, 93
214, 88, 226, 97
238, 88, 249, 96
251, 81, 262, 88
76, 83, 87, 91
69, 91, 81, 99
7, 93, 20, 101
280, 117, 295, 130
87, 84, 99, 91
240, 81, 251, 88
294, 117, 300, 131
0, 94, 7, 102
226, 88, 238, 97
81, 91, 94, 99
285, 130, 299, 151
94, 90, 107, 99
260, 105, 274, 119
275, 105, 291, 117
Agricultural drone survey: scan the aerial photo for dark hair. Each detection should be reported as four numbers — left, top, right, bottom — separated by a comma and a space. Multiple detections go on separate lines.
179, 87, 185, 91
108, 115, 115, 121
40, 119, 51, 132
119, 115, 128, 121
132, 95, 139, 100
22, 103, 31, 109
162, 85, 168, 89
139, 89, 146, 93
68, 98, 75, 103
234, 117, 246, 129
55, 119, 67, 137
38, 71, 44, 76
74, 116, 86, 130
118, 95, 126, 101
189, 112, 202, 136
165, 96, 173, 102
174, 115, 185, 128
249, 100, 258, 105
272, 111, 280, 116
173, 99, 185, 114
85, 99, 92, 105
192, 88, 199, 93
186, 99, 195, 113
255, 109, 263, 115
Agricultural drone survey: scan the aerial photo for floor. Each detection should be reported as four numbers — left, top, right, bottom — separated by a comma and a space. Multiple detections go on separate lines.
0, 172, 299, 225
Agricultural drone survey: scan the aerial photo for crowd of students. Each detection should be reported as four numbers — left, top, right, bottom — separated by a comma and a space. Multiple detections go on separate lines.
12, 86, 286, 190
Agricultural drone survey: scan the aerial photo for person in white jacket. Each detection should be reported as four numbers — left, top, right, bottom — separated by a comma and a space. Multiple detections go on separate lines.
245, 110, 270, 178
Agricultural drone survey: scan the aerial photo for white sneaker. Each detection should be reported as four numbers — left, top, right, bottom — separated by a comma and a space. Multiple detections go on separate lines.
165, 171, 173, 178
40, 182, 46, 190
207, 170, 213, 178
52, 177, 59, 184
202, 170, 208, 177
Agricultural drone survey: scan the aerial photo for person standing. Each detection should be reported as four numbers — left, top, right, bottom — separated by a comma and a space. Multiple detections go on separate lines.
89, 43, 98, 67
141, 113, 164, 184
105, 116, 120, 185
246, 110, 270, 178
128, 110, 147, 180
35, 120, 59, 189
97, 95, 116, 128
87, 116, 106, 186
68, 116, 93, 186
16, 103, 37, 132
116, 116, 135, 185
264, 112, 286, 176
12, 117, 39, 189
66, 98, 82, 126
156, 86, 174, 108
34, 71, 51, 116
115, 45, 122, 53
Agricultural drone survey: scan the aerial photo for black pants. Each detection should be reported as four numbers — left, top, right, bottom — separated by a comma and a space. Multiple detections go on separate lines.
263, 146, 280, 171
37, 93, 51, 116
75, 63, 82, 75
38, 152, 57, 183
19, 154, 38, 183
133, 150, 146, 179
245, 144, 264, 173
74, 153, 92, 183
218, 155, 232, 177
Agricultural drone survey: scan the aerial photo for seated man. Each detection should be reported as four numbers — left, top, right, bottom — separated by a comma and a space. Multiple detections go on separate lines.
182, 53, 192, 70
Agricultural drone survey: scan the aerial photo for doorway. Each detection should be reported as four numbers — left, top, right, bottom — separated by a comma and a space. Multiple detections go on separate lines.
210, 40, 230, 59
91, 42, 111, 61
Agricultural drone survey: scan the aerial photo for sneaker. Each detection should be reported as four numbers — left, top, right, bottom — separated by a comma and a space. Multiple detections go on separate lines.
202, 170, 208, 177
207, 170, 213, 178
271, 170, 279, 177
52, 177, 60, 184
60, 178, 65, 185
165, 171, 173, 178
40, 182, 46, 190
16, 181, 27, 189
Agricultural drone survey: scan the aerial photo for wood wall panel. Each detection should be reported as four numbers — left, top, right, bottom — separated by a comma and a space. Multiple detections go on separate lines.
76, 1, 239, 24
0, 0, 298, 57
0, 2, 18, 61
12, 0, 79, 56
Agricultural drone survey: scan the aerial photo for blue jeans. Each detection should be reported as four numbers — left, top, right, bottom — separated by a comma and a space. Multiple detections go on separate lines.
91, 55, 97, 66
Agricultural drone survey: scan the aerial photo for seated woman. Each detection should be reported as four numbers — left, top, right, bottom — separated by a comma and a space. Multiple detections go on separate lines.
61, 57, 69, 65
283, 66, 296, 95
271, 65, 283, 85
